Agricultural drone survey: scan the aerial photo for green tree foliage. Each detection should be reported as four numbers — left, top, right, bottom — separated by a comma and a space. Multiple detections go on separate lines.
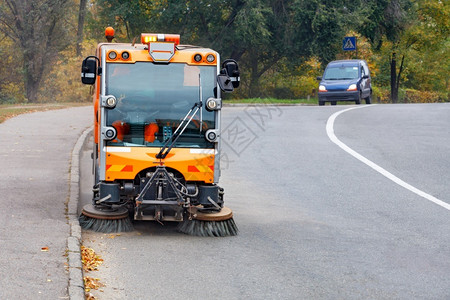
404, 0, 449, 94
357, 0, 445, 102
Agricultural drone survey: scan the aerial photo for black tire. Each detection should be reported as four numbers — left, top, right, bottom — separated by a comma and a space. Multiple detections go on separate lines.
331, 101, 337, 105
355, 92, 362, 105
319, 101, 325, 106
365, 93, 372, 104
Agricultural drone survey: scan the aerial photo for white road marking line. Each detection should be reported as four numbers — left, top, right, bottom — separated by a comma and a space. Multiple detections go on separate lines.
326, 105, 450, 211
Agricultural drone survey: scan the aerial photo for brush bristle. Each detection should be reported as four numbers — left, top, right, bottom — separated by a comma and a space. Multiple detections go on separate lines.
177, 218, 238, 237
78, 214, 134, 233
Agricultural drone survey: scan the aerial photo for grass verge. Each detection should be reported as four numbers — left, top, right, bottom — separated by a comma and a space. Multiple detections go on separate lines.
224, 97, 317, 105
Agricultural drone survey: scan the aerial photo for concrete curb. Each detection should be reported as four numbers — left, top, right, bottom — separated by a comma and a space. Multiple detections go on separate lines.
67, 126, 93, 300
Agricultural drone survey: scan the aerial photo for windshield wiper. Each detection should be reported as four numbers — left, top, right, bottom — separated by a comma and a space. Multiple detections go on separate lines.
156, 100, 202, 159
156, 74, 203, 159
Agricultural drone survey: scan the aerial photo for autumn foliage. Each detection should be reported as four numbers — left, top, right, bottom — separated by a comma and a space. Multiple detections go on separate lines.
0, 0, 448, 104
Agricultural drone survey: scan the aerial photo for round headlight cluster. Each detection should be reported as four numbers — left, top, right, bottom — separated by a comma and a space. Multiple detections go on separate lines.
108, 50, 131, 61
193, 53, 216, 63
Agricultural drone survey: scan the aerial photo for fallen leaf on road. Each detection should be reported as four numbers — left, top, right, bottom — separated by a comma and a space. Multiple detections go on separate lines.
41, 247, 49, 252
85, 292, 97, 300
84, 276, 104, 292
81, 246, 103, 272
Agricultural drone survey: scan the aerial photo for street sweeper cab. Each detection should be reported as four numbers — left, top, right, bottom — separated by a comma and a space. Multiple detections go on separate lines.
79, 28, 240, 236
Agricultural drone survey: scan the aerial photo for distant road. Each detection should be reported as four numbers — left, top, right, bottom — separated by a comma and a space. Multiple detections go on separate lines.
80, 103, 450, 299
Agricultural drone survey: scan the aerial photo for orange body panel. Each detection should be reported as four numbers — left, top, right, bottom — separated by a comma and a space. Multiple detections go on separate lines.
94, 43, 219, 184
105, 147, 215, 183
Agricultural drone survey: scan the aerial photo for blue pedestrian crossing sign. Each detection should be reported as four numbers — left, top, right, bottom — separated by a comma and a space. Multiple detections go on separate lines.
343, 36, 356, 51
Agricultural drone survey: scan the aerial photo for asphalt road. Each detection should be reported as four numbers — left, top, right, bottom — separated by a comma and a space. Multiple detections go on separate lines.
80, 104, 450, 299
0, 106, 91, 299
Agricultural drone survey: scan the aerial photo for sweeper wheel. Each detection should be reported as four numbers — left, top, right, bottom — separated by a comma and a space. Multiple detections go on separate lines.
192, 206, 233, 221
81, 204, 129, 220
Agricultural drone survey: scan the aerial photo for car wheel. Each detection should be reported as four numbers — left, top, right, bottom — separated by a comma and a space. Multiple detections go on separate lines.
319, 101, 325, 106
331, 101, 337, 105
355, 92, 361, 105
365, 93, 372, 104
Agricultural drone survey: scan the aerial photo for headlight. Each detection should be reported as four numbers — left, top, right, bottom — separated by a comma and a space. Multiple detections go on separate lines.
121, 51, 130, 60
106, 96, 117, 108
103, 127, 117, 140
194, 54, 202, 62
347, 84, 357, 91
101, 95, 117, 108
318, 85, 327, 92
205, 97, 221, 111
205, 129, 219, 142
206, 54, 215, 63
108, 51, 117, 60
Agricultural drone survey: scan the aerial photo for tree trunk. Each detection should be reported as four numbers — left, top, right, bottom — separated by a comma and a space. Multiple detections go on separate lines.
396, 54, 405, 101
390, 52, 398, 103
248, 55, 260, 98
23, 49, 45, 103
76, 0, 88, 56
25, 74, 40, 103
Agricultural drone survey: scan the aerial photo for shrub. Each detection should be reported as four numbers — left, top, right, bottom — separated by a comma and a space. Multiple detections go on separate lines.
403, 89, 448, 103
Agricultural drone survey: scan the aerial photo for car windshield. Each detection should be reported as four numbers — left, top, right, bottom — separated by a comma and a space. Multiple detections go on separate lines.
323, 66, 359, 80
105, 62, 216, 149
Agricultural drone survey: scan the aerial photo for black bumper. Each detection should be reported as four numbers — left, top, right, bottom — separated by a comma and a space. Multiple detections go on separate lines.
318, 90, 359, 102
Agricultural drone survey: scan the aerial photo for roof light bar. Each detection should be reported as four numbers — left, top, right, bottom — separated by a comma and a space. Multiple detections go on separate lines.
141, 33, 180, 46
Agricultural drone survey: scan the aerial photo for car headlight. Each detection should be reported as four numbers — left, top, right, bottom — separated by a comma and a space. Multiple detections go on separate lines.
347, 84, 357, 91
318, 85, 327, 92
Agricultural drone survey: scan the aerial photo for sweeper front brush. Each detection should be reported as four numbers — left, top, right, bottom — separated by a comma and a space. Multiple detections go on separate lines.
177, 207, 238, 237
79, 204, 133, 233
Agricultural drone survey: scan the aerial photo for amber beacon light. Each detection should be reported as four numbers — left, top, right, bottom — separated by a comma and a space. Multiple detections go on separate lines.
105, 27, 115, 42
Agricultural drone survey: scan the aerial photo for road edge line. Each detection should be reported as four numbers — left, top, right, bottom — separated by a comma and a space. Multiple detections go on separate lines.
67, 126, 93, 299
326, 105, 450, 211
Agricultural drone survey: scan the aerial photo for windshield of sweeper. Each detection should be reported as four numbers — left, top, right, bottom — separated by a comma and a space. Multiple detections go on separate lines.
105, 62, 216, 148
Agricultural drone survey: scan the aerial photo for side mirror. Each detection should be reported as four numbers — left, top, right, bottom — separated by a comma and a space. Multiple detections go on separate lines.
217, 59, 240, 92
217, 74, 234, 92
362, 74, 369, 79
222, 59, 240, 88
81, 56, 101, 85
316, 76, 322, 81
